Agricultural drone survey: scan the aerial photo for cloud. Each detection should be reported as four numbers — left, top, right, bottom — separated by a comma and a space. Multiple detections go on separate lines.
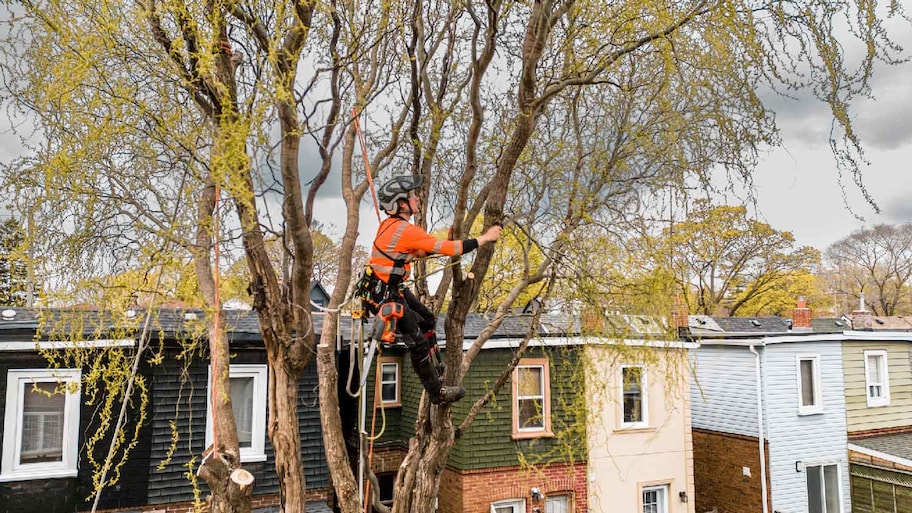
881, 195, 912, 224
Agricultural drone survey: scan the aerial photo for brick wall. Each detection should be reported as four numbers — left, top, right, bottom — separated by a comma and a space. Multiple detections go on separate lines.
692, 429, 770, 513
850, 449, 912, 473
438, 462, 588, 513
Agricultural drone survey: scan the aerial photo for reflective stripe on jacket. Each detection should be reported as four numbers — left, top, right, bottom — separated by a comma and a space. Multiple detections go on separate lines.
369, 217, 466, 283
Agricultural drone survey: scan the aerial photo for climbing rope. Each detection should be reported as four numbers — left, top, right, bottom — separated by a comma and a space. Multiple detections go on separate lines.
353, 107, 382, 222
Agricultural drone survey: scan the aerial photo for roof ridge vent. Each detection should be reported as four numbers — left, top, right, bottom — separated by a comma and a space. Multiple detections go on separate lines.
1, 309, 15, 320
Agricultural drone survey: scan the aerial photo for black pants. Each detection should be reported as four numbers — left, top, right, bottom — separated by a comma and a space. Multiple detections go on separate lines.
386, 288, 442, 396
396, 288, 436, 343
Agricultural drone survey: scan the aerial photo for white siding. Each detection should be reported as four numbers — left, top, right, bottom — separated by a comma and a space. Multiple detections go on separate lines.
763, 342, 850, 513
690, 345, 761, 436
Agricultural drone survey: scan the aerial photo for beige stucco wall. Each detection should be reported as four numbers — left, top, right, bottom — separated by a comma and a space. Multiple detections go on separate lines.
584, 345, 696, 513
843, 340, 912, 433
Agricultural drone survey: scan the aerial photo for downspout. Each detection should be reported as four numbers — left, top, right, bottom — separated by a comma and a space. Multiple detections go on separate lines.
750, 344, 769, 513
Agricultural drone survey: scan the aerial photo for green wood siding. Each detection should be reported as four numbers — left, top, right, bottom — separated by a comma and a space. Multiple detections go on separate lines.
448, 345, 586, 471
356, 345, 586, 471
842, 342, 912, 433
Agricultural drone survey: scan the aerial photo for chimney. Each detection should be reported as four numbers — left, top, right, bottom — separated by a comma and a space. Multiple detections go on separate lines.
671, 295, 690, 338
581, 306, 605, 333
852, 293, 873, 331
792, 297, 812, 329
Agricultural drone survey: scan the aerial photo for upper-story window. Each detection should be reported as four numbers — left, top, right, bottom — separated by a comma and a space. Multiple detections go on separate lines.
377, 356, 401, 408
863, 350, 890, 407
797, 355, 823, 415
206, 364, 268, 462
512, 358, 552, 439
1, 369, 82, 482
621, 365, 648, 428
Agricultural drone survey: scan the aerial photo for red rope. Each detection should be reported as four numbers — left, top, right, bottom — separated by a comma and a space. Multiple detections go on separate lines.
353, 108, 382, 222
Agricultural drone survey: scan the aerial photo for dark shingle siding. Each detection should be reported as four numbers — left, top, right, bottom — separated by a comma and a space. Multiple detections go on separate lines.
147, 348, 328, 504
0, 353, 153, 513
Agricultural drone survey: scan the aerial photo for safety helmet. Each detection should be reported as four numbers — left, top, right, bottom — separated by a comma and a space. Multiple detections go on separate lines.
378, 175, 424, 213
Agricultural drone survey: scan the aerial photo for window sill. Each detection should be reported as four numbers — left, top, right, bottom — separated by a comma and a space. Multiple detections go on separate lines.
866, 399, 890, 408
614, 426, 656, 434
512, 430, 554, 441
377, 402, 402, 409
240, 452, 268, 463
0, 468, 78, 482
798, 408, 824, 416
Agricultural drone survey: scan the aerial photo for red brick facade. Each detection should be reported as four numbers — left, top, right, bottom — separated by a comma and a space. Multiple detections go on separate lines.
438, 462, 588, 513
692, 429, 770, 513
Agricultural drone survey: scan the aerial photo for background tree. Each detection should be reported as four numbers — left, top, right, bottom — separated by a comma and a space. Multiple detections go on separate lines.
0, 218, 32, 306
640, 200, 821, 316
825, 223, 912, 316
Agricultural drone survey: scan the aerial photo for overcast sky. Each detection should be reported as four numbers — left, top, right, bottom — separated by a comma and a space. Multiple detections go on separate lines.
747, 55, 912, 251
4, 16, 911, 257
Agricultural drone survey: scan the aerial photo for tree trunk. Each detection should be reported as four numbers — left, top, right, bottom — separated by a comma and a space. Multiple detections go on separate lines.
197, 311, 253, 513
317, 309, 361, 513
266, 341, 307, 512
391, 407, 456, 513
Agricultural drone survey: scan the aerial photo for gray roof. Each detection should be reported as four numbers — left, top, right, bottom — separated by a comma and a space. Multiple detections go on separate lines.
0, 307, 352, 342
711, 316, 791, 334
852, 432, 912, 463
812, 317, 849, 333
443, 312, 580, 339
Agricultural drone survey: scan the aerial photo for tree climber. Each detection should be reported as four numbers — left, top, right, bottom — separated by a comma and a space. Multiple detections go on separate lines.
358, 175, 502, 404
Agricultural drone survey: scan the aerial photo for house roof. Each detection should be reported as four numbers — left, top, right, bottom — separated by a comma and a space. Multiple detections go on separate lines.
849, 432, 912, 469
0, 307, 353, 343
811, 317, 849, 333
453, 312, 677, 340
870, 316, 912, 331
710, 316, 792, 334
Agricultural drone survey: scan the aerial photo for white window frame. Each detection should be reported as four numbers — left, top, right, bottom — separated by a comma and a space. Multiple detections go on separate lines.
1, 368, 81, 482
796, 354, 823, 415
512, 358, 552, 439
641, 484, 669, 513
863, 350, 890, 407
491, 498, 525, 513
206, 364, 268, 463
805, 462, 844, 513
376, 357, 401, 408
545, 493, 572, 513
620, 364, 649, 428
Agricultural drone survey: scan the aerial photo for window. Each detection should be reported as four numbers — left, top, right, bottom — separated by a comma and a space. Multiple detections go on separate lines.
864, 350, 890, 407
376, 357, 401, 408
621, 365, 648, 428
807, 464, 842, 513
546, 494, 572, 513
491, 499, 525, 513
206, 364, 268, 462
797, 355, 823, 415
1, 369, 81, 481
512, 358, 552, 439
642, 485, 668, 513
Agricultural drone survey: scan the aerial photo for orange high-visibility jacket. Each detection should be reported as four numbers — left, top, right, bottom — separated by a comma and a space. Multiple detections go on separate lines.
369, 217, 476, 283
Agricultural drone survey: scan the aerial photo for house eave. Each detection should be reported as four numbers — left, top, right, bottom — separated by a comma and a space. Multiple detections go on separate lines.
0, 338, 136, 351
